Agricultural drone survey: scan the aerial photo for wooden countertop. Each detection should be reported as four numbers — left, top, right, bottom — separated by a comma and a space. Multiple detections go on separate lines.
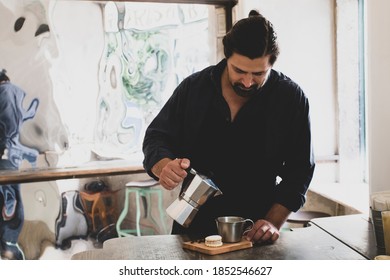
311, 214, 384, 259
0, 160, 145, 184
71, 222, 368, 260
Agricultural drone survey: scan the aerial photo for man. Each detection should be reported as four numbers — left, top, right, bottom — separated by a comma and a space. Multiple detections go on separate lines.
143, 11, 315, 243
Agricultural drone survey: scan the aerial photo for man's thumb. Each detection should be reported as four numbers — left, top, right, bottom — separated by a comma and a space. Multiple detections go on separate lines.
180, 158, 190, 169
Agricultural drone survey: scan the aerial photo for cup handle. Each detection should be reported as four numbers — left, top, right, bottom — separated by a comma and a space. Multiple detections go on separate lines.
243, 219, 254, 235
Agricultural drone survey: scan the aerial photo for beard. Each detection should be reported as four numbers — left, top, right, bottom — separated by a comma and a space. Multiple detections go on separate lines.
232, 83, 262, 98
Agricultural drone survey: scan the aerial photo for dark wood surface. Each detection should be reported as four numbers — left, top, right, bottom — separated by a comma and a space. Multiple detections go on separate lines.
311, 214, 385, 259
0, 160, 145, 184
71, 222, 367, 260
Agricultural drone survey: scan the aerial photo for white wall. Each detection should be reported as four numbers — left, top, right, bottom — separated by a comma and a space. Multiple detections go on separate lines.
235, 0, 369, 213
236, 0, 337, 166
366, 0, 390, 195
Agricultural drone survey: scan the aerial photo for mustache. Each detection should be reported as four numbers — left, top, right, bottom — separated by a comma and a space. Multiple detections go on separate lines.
233, 83, 259, 90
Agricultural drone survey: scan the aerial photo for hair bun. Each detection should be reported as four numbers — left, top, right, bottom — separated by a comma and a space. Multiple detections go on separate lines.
248, 9, 260, 17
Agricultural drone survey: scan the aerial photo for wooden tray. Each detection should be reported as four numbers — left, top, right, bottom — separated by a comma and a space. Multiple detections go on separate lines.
182, 239, 253, 255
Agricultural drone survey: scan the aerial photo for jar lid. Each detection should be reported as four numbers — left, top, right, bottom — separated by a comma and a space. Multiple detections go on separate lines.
371, 191, 390, 211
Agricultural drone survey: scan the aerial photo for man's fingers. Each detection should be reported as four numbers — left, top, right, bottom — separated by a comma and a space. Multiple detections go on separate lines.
260, 225, 270, 232
246, 220, 280, 243
159, 158, 190, 190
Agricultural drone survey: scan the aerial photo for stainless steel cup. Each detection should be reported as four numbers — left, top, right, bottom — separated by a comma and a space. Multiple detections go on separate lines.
215, 216, 254, 243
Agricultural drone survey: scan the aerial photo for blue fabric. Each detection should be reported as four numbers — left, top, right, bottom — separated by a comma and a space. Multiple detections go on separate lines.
0, 160, 24, 245
0, 81, 38, 259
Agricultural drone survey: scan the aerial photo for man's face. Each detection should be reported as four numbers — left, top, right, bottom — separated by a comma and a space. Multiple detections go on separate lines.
226, 53, 272, 97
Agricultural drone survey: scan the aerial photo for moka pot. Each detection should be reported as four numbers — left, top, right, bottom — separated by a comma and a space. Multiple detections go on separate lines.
166, 168, 222, 228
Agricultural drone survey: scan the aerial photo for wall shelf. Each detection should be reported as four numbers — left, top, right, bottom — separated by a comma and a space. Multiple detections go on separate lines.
0, 160, 145, 185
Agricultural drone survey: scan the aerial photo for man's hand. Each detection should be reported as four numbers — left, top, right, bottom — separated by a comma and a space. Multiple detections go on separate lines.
245, 219, 280, 243
245, 203, 291, 243
152, 158, 190, 190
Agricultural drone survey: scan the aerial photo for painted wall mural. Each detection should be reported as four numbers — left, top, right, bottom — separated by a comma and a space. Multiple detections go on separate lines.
0, 0, 215, 259
0, 0, 69, 163
0, 0, 212, 166
94, 1, 212, 159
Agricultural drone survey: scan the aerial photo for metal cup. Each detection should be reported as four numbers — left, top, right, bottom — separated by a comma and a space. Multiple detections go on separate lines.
215, 216, 254, 243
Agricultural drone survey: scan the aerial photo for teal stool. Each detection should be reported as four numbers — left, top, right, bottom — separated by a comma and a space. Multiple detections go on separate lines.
116, 179, 167, 237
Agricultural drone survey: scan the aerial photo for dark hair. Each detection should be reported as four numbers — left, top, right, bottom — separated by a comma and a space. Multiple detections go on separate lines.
0, 69, 10, 82
223, 10, 279, 64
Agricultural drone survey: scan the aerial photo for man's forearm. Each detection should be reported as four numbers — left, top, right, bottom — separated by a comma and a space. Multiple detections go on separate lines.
264, 203, 291, 229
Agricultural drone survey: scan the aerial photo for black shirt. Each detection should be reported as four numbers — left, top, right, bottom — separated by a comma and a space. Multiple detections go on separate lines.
143, 59, 315, 238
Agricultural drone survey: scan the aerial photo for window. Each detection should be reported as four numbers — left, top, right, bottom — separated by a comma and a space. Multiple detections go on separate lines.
0, 0, 236, 168
237, 0, 367, 212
